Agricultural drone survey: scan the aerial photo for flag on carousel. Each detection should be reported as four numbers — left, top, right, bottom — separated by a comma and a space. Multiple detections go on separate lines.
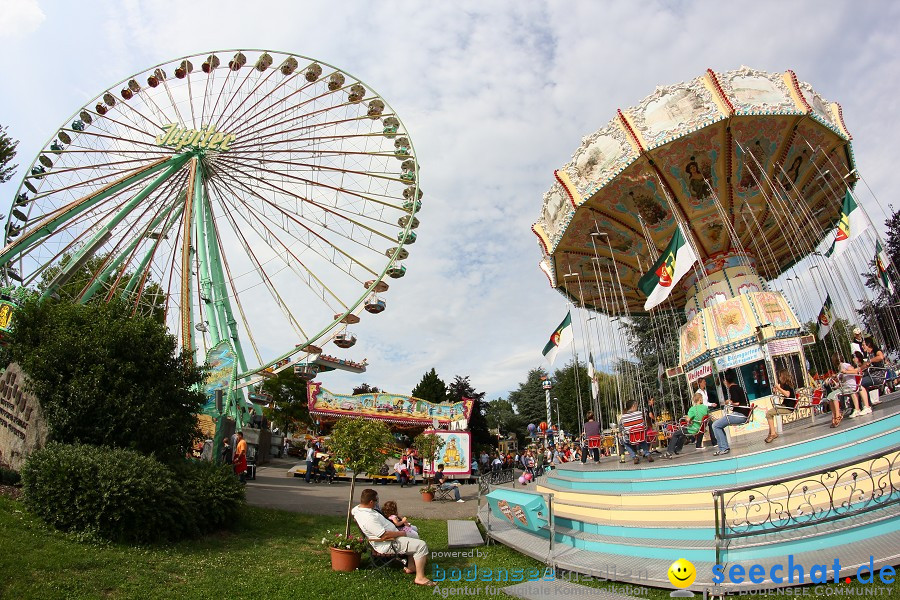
588, 352, 599, 401
875, 240, 895, 295
827, 190, 869, 257
638, 224, 699, 311
817, 294, 834, 340
542, 312, 573, 366
657, 362, 665, 395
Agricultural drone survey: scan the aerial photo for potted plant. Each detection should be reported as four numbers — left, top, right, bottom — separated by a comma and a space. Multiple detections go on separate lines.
321, 530, 369, 572
328, 417, 394, 570
419, 483, 437, 502
413, 432, 445, 502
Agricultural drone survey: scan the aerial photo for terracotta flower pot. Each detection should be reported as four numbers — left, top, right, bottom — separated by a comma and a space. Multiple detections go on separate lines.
421, 491, 434, 502
330, 547, 361, 572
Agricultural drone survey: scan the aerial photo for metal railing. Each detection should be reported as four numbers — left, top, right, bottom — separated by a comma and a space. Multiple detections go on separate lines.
712, 446, 900, 564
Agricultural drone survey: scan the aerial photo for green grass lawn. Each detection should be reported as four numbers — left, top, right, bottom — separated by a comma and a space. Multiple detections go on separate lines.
1, 495, 897, 600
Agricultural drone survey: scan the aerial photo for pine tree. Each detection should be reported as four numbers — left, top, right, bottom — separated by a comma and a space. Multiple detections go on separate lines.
446, 374, 490, 448
0, 124, 18, 184
410, 367, 447, 404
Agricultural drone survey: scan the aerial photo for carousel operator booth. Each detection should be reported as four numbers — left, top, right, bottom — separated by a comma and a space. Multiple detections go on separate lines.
677, 252, 811, 440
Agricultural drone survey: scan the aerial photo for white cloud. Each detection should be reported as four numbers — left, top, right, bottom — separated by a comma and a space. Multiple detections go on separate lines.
0, 0, 45, 39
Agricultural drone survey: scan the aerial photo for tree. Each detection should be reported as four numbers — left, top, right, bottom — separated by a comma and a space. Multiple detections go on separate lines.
6, 297, 205, 464
551, 360, 592, 435
352, 383, 380, 395
413, 431, 445, 488
261, 369, 309, 434
802, 318, 852, 376
446, 375, 490, 448
507, 367, 549, 430
328, 418, 394, 537
857, 207, 900, 350
484, 397, 524, 447
37, 252, 167, 321
411, 368, 447, 404
0, 124, 18, 184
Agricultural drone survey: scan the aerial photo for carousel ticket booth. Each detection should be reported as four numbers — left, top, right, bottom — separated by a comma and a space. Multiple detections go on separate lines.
677, 253, 810, 442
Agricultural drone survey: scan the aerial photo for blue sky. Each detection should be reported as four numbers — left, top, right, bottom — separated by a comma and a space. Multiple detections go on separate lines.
1, 0, 898, 400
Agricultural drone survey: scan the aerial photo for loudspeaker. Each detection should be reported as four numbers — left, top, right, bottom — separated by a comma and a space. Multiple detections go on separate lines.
215, 389, 223, 413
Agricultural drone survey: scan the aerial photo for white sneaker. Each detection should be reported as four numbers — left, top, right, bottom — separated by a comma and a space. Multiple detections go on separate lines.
859, 407, 873, 416
456, 499, 465, 503
849, 410, 861, 419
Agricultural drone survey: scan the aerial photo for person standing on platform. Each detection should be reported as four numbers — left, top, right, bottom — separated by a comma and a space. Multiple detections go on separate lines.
582, 411, 601, 463
305, 442, 316, 484
712, 371, 751, 456
695, 377, 717, 448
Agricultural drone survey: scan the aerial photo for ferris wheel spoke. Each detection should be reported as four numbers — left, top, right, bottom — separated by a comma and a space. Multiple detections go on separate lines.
214, 153, 406, 219
222, 153, 406, 207
207, 60, 256, 126
211, 188, 307, 340
226, 85, 347, 144
217, 64, 340, 138
209, 161, 388, 273
2, 155, 186, 270
100, 173, 191, 301
208, 176, 351, 311
228, 91, 375, 150
65, 168, 190, 303
215, 63, 297, 134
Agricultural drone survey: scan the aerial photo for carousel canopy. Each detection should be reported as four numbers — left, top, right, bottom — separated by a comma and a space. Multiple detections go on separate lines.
534, 66, 855, 315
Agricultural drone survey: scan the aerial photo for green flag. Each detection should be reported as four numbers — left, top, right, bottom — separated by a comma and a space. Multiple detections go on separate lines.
638, 225, 699, 311
876, 240, 894, 295
542, 312, 573, 366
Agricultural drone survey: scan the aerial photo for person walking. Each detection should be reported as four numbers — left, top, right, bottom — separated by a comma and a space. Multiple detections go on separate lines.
233, 431, 248, 484
305, 442, 316, 484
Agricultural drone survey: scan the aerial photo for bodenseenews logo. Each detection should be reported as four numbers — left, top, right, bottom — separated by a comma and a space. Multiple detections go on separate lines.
712, 556, 895, 586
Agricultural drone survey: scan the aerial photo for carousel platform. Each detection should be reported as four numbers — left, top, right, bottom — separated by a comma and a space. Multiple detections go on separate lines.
479, 395, 900, 593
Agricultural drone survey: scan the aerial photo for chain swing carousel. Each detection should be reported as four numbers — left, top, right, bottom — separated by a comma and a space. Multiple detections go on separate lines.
481, 67, 900, 593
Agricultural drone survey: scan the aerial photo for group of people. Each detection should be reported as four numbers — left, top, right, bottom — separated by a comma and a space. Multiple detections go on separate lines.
221, 431, 248, 483
305, 442, 338, 484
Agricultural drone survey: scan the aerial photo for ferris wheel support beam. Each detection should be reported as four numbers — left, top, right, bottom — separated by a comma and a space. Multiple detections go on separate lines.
200, 165, 250, 379
41, 157, 191, 301
122, 195, 185, 297
193, 170, 223, 346
0, 155, 187, 272
78, 191, 183, 304
180, 158, 199, 360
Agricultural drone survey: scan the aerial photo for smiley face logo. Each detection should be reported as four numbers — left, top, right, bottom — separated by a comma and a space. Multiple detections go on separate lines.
668, 558, 696, 589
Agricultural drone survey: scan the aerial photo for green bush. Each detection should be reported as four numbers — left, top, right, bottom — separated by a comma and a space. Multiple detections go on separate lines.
22, 443, 244, 543
0, 467, 20, 485
174, 459, 245, 532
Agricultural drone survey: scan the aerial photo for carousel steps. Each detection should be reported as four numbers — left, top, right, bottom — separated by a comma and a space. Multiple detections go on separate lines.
541, 413, 899, 494
480, 505, 900, 591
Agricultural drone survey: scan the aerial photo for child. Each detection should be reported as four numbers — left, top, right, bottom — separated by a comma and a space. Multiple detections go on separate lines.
381, 500, 419, 538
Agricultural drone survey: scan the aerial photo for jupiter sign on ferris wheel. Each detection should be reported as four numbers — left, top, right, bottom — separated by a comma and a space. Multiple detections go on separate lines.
0, 49, 423, 382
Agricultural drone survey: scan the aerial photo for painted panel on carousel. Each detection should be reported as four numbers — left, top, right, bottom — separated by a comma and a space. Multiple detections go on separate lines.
306, 382, 473, 425
679, 312, 708, 365
601, 171, 675, 234
653, 127, 721, 213
749, 291, 800, 331
714, 67, 798, 116
562, 117, 637, 199
202, 340, 236, 416
537, 183, 573, 251
424, 429, 471, 477
706, 296, 758, 349
624, 76, 725, 150
730, 116, 784, 199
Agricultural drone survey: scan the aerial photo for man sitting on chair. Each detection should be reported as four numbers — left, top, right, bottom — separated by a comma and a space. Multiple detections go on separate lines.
436, 464, 464, 502
619, 400, 654, 464
352, 488, 435, 586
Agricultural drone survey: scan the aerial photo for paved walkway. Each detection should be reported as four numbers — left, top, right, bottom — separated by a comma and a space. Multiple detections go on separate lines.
245, 458, 480, 519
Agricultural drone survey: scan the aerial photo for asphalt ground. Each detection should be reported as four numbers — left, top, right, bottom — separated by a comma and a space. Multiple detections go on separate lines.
244, 458, 479, 519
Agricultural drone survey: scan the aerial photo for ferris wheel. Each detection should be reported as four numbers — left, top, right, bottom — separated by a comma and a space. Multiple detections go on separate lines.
0, 49, 422, 382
